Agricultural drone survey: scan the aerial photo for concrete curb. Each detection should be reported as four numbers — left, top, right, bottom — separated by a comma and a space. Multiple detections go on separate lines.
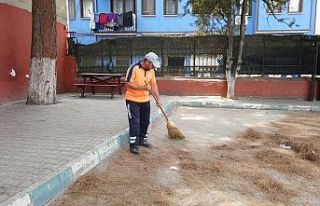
1, 101, 176, 206
2, 98, 319, 206
178, 99, 320, 112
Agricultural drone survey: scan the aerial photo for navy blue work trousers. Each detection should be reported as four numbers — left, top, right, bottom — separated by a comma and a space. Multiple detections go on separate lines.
126, 100, 150, 148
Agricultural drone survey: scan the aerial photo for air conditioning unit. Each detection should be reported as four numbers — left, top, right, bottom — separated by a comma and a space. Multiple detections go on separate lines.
235, 16, 248, 26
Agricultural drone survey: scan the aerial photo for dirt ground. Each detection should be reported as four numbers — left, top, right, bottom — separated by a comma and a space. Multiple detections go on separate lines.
50, 108, 320, 206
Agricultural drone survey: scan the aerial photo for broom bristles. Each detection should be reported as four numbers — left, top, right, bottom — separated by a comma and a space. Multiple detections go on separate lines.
167, 120, 186, 140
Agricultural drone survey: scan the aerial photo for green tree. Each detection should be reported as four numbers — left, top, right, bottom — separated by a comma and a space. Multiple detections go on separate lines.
185, 0, 294, 99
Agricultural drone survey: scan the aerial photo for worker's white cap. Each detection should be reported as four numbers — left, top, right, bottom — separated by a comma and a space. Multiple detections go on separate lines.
144, 52, 161, 69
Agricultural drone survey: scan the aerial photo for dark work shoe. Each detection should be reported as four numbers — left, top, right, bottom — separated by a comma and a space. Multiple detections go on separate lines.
130, 147, 140, 154
140, 141, 153, 148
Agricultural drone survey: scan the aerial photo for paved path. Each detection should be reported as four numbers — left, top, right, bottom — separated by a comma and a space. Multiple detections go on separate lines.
0, 94, 319, 206
0, 94, 175, 205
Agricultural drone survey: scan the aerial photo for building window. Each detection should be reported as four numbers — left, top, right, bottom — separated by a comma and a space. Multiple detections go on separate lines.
125, 0, 135, 12
266, 0, 282, 14
81, 0, 94, 18
288, 0, 302, 13
164, 0, 178, 15
113, 0, 124, 13
68, 0, 75, 20
142, 0, 155, 15
111, 0, 135, 13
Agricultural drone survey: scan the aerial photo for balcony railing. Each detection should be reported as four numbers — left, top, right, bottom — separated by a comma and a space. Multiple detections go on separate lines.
93, 12, 137, 33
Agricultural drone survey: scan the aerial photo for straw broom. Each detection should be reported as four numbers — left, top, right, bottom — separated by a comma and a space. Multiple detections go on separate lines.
149, 89, 186, 140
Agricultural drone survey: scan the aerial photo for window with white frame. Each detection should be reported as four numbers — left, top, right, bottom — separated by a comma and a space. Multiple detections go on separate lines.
125, 0, 135, 12
112, 0, 135, 13
164, 0, 178, 15
68, 0, 75, 20
81, 0, 94, 18
113, 0, 124, 13
288, 0, 302, 13
142, 0, 155, 15
266, 0, 282, 14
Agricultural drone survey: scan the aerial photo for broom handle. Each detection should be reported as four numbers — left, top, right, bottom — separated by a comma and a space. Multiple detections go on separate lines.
149, 89, 169, 122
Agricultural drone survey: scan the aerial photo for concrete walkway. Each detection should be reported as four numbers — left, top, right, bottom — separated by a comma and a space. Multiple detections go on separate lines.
0, 94, 319, 206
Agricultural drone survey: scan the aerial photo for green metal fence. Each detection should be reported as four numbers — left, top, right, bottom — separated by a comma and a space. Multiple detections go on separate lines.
73, 35, 320, 78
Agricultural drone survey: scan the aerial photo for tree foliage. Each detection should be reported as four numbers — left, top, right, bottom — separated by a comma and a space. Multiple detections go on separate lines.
183, 0, 296, 34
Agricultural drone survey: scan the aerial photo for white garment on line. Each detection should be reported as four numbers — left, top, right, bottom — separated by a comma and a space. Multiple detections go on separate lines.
89, 12, 95, 30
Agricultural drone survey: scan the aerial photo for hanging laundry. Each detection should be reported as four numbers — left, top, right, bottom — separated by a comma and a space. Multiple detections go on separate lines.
89, 12, 95, 30
132, 13, 136, 29
107, 13, 117, 28
99, 13, 108, 25
117, 13, 124, 27
94, 14, 101, 30
123, 11, 133, 27
94, 14, 99, 23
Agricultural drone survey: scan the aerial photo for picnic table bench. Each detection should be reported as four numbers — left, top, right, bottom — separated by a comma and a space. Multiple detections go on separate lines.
73, 73, 126, 98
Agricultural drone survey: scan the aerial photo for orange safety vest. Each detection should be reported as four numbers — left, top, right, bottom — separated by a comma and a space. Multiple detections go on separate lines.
125, 62, 156, 102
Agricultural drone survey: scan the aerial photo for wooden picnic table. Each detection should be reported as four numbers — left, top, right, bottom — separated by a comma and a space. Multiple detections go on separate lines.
73, 73, 126, 98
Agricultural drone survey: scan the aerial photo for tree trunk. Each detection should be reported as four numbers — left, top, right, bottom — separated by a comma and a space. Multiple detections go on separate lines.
226, 68, 236, 98
27, 0, 57, 105
236, 0, 248, 73
228, 0, 249, 100
226, 1, 236, 99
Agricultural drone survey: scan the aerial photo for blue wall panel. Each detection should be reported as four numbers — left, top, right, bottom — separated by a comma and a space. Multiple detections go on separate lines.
68, 0, 318, 44
256, 0, 316, 34
135, 0, 196, 33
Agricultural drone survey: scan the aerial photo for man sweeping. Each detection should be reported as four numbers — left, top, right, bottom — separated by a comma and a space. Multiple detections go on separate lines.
125, 52, 162, 154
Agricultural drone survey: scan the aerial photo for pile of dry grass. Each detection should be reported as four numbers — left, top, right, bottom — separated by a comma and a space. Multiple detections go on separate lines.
254, 177, 284, 193
289, 139, 319, 162
52, 149, 174, 206
253, 176, 296, 202
172, 148, 225, 175
255, 148, 313, 177
51, 112, 320, 206
179, 159, 225, 175
240, 126, 320, 171
242, 128, 265, 140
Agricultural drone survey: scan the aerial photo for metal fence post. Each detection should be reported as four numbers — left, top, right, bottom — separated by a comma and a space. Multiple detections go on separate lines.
75, 44, 80, 73
311, 42, 319, 101
100, 43, 104, 72
261, 38, 265, 76
108, 40, 112, 72
161, 38, 164, 77
193, 38, 196, 77
130, 38, 133, 65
